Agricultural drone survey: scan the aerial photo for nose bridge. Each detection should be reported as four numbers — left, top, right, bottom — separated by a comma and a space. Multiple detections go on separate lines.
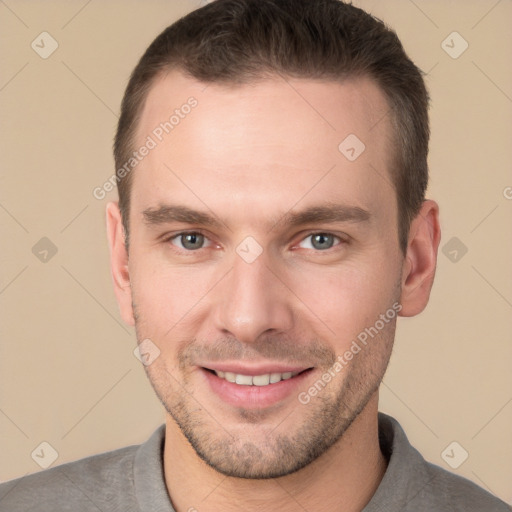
213, 249, 293, 343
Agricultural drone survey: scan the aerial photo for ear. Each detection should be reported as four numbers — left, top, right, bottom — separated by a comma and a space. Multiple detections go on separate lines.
399, 200, 441, 317
106, 202, 135, 326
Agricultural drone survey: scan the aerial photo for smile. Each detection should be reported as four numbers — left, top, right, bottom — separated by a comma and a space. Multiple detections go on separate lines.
200, 365, 314, 408
213, 370, 301, 386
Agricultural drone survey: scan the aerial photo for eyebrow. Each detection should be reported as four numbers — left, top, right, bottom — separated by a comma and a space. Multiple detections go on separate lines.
142, 202, 371, 231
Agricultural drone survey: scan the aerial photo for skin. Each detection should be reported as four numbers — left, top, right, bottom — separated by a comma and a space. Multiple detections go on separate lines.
106, 70, 441, 512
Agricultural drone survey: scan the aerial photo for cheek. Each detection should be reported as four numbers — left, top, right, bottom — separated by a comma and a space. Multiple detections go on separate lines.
287, 256, 400, 346
130, 257, 215, 335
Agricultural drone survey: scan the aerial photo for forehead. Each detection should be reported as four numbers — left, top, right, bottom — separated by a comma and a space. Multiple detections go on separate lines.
137, 70, 392, 152
131, 70, 395, 225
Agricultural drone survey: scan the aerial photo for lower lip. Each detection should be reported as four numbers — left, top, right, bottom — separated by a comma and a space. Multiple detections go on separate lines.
201, 368, 313, 409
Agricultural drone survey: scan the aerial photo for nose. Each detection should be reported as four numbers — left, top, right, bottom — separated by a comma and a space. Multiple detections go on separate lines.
212, 249, 294, 344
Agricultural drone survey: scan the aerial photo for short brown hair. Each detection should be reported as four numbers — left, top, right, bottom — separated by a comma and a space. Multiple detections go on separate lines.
114, 0, 429, 255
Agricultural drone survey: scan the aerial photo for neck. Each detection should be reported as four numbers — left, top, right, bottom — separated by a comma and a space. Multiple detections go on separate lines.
163, 393, 386, 512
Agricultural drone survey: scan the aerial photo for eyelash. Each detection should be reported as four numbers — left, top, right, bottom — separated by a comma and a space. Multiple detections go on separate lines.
164, 231, 347, 253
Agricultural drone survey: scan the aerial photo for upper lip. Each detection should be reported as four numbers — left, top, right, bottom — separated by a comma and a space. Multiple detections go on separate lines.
200, 363, 312, 376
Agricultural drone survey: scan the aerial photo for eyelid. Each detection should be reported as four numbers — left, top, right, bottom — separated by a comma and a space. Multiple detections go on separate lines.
294, 231, 347, 251
163, 230, 348, 252
165, 230, 214, 251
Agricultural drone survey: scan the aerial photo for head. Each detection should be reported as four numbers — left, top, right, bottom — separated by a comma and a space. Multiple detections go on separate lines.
107, 0, 440, 479
114, 0, 430, 255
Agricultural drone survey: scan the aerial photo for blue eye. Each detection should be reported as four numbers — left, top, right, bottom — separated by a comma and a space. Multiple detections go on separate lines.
166, 231, 344, 253
298, 233, 341, 251
170, 232, 210, 251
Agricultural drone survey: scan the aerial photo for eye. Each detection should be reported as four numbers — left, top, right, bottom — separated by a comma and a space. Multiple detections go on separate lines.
169, 232, 212, 251
298, 233, 343, 251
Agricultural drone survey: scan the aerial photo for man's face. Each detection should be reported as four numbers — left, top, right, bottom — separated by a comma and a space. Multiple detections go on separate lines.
124, 71, 404, 478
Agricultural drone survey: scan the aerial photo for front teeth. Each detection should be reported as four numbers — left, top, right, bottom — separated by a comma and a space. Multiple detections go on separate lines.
214, 370, 298, 386
236, 374, 252, 385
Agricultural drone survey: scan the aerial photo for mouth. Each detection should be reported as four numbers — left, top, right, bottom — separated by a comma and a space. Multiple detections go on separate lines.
200, 365, 314, 409
204, 368, 309, 386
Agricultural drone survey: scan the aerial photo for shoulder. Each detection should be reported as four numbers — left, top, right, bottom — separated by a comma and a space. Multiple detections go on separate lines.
417, 459, 511, 512
369, 413, 511, 512
0, 444, 139, 512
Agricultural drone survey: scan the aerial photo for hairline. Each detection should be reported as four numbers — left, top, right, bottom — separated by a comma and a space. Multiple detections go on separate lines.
120, 67, 406, 255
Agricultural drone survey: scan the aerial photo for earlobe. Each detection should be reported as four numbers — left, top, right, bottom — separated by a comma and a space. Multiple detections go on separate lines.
399, 200, 441, 317
106, 202, 135, 326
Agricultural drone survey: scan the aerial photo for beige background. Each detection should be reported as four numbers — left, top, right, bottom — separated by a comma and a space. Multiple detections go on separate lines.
1, 0, 511, 504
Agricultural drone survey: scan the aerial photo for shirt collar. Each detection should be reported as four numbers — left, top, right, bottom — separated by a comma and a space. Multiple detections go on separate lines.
134, 424, 176, 512
133, 413, 426, 512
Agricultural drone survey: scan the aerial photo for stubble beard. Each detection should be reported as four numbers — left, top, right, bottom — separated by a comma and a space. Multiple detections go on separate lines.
134, 313, 396, 479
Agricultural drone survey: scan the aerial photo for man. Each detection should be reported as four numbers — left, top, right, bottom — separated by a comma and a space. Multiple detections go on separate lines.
0, 0, 509, 510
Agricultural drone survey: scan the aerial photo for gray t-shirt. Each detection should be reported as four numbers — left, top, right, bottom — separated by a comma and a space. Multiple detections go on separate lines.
0, 413, 509, 511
